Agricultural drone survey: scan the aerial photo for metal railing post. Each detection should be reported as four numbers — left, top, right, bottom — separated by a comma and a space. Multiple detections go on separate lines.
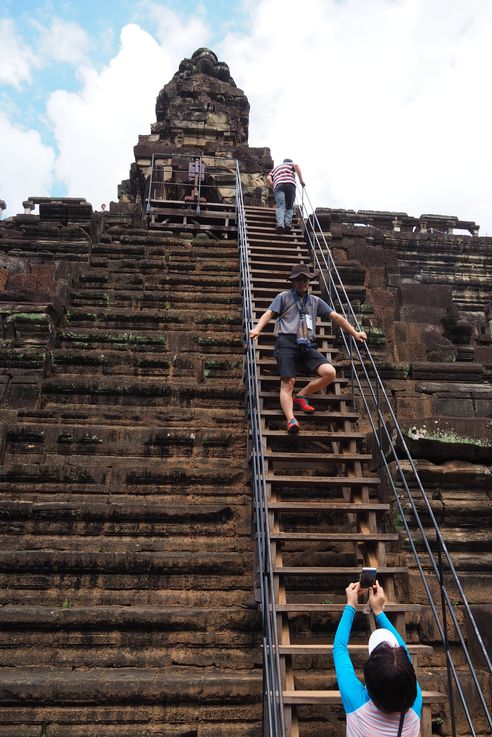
437, 542, 457, 737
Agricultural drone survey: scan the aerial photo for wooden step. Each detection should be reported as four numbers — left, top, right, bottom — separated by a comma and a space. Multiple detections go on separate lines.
270, 532, 399, 542
261, 409, 358, 421
274, 566, 406, 575
268, 501, 387, 512
250, 261, 311, 271
276, 603, 423, 613
283, 689, 446, 705
266, 475, 378, 486
247, 244, 305, 255
279, 644, 433, 656
265, 453, 371, 463
262, 430, 364, 439
258, 374, 348, 385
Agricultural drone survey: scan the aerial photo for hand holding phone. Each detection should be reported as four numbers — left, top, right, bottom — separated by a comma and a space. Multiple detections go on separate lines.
368, 580, 386, 615
359, 567, 377, 591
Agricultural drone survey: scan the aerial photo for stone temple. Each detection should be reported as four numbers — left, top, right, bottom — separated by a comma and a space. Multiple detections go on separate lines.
0, 47, 490, 737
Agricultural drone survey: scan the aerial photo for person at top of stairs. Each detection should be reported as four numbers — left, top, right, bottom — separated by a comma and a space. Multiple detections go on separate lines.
266, 157, 305, 233
249, 264, 367, 433
334, 581, 421, 737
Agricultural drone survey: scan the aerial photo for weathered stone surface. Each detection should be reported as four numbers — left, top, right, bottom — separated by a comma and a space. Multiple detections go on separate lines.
0, 206, 261, 734
397, 417, 492, 462
119, 48, 272, 209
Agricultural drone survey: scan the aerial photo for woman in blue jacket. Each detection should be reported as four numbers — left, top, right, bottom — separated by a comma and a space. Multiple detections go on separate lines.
333, 580, 422, 737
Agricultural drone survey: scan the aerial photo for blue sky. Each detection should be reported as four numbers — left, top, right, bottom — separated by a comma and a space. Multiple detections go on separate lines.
2, 0, 492, 234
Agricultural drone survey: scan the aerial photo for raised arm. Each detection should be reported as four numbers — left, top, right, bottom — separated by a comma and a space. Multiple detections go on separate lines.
294, 164, 305, 187
333, 583, 368, 714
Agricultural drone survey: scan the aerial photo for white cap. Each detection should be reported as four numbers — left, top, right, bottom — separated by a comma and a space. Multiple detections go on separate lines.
368, 628, 399, 655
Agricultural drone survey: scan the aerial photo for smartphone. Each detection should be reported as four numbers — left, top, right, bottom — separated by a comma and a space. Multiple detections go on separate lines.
359, 567, 377, 589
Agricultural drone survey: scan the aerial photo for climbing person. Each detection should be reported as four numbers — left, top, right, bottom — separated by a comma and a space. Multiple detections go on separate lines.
333, 580, 422, 737
249, 264, 367, 434
266, 158, 305, 233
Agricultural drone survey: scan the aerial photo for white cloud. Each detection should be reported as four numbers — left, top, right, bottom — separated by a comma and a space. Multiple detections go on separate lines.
37, 18, 90, 65
0, 113, 55, 216
3, 0, 492, 233
220, 0, 492, 231
137, 1, 210, 55
45, 23, 184, 207
0, 18, 38, 88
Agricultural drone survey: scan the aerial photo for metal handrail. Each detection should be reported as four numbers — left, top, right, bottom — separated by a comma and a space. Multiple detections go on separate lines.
296, 185, 492, 737
235, 160, 285, 737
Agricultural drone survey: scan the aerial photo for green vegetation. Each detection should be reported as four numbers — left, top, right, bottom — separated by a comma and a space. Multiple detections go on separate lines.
406, 425, 490, 446
5, 312, 47, 323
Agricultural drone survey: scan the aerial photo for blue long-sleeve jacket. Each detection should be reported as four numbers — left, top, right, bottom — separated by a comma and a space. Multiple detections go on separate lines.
333, 606, 422, 736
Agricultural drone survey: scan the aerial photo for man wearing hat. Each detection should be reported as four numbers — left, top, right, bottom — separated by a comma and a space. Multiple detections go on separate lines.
249, 264, 367, 433
266, 158, 305, 233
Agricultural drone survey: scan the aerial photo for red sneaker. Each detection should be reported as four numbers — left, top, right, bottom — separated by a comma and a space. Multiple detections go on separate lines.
287, 418, 300, 434
293, 395, 315, 413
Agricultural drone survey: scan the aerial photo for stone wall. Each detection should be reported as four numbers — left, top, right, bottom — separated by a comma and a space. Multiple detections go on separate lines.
318, 207, 492, 692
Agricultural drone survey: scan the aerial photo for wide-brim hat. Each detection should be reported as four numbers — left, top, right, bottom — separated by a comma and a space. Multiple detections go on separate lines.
287, 264, 316, 281
368, 628, 399, 655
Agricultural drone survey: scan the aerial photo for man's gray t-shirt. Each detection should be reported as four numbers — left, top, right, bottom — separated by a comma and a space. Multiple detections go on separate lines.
269, 289, 334, 337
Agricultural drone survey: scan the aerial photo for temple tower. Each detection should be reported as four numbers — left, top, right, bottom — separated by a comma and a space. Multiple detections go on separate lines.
118, 47, 273, 210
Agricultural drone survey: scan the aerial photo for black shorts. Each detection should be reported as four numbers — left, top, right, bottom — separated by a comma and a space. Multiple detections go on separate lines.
274, 334, 330, 378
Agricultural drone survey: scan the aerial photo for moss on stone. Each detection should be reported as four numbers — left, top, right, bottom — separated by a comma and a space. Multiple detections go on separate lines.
406, 425, 490, 446
6, 313, 48, 323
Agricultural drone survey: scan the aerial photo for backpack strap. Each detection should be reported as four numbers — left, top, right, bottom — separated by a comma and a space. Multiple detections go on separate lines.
274, 291, 296, 336
279, 290, 296, 319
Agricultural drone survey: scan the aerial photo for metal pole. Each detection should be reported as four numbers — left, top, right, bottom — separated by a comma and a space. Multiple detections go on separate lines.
437, 542, 458, 737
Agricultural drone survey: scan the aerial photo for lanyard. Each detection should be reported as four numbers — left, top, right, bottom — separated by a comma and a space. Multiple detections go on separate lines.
292, 289, 308, 317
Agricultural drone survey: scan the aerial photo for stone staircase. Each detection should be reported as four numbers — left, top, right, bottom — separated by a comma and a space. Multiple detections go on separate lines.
243, 205, 446, 737
0, 210, 262, 736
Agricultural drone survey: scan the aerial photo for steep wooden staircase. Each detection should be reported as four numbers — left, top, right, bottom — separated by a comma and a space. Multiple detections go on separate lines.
243, 205, 446, 737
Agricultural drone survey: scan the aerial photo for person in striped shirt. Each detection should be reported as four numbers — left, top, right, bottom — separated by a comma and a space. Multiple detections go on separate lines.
267, 158, 305, 233
333, 580, 422, 737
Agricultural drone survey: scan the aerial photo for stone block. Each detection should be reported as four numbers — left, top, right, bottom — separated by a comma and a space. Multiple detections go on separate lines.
370, 288, 396, 310
399, 304, 448, 324
466, 605, 492, 660
475, 399, 492, 417
0, 377, 9, 405
346, 243, 398, 267
421, 326, 457, 362
435, 397, 475, 417
399, 283, 453, 309
395, 394, 433, 418
411, 363, 484, 381
365, 267, 386, 288
5, 378, 41, 409
395, 342, 427, 362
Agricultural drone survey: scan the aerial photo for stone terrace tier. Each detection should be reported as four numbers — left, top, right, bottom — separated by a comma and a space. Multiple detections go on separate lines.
0, 207, 262, 736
